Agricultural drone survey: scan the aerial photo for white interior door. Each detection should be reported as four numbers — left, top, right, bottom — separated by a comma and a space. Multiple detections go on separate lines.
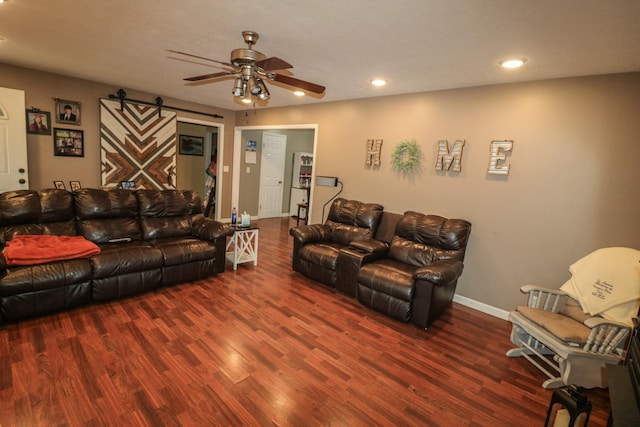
0, 87, 29, 193
258, 132, 287, 218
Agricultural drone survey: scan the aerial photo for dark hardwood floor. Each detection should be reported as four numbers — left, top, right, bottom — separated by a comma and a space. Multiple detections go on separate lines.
0, 217, 610, 426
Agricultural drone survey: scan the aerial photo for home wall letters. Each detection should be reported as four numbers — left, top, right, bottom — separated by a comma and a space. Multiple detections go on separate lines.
367, 137, 514, 176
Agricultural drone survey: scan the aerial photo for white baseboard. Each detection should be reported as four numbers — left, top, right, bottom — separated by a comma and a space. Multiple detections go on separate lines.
453, 294, 510, 320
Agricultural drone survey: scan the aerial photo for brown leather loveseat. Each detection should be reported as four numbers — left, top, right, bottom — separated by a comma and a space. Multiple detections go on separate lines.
0, 188, 232, 322
290, 199, 472, 329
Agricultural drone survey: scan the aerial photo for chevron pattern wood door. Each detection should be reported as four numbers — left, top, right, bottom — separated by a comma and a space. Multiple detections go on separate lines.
100, 99, 177, 189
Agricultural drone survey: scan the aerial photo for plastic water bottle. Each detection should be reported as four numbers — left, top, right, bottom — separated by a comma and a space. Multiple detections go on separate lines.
231, 207, 237, 225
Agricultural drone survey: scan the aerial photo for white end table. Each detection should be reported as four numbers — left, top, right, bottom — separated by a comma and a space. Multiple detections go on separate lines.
225, 225, 259, 270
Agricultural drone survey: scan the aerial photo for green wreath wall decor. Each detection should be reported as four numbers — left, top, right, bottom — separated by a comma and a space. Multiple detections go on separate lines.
391, 139, 421, 173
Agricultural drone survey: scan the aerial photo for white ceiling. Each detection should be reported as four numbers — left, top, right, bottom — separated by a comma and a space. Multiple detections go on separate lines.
1, 0, 639, 111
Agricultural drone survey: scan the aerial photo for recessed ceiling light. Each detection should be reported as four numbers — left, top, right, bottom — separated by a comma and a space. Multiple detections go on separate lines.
370, 78, 387, 87
293, 90, 305, 97
500, 58, 527, 69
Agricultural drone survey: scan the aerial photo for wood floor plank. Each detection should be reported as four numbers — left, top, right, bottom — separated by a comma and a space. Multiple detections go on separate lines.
0, 217, 612, 426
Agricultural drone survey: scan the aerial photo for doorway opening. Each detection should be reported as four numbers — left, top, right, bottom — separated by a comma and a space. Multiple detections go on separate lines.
177, 118, 224, 221
232, 124, 318, 222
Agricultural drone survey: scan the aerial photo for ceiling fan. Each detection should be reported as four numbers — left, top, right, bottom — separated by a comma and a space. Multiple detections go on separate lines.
167, 31, 325, 103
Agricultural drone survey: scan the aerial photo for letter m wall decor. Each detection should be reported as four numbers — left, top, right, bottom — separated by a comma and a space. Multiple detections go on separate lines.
100, 98, 177, 189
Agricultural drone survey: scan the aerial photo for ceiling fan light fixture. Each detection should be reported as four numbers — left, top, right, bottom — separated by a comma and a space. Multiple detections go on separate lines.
256, 79, 269, 100
248, 77, 262, 95
232, 78, 245, 97
500, 58, 527, 69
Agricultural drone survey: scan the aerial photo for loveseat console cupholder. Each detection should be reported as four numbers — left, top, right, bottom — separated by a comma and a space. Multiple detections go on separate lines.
348, 246, 368, 254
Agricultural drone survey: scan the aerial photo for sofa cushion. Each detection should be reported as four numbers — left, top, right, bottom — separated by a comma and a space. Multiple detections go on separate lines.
137, 190, 194, 240
90, 242, 163, 279
75, 189, 142, 242
149, 237, 217, 267
325, 198, 383, 246
0, 258, 93, 297
299, 242, 344, 270
389, 236, 439, 267
358, 258, 416, 302
516, 305, 592, 345
0, 189, 76, 245
327, 198, 384, 230
389, 212, 472, 266
0, 190, 40, 225
329, 223, 374, 247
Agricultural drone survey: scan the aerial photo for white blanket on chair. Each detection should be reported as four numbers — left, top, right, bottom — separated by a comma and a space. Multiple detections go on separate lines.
560, 247, 640, 325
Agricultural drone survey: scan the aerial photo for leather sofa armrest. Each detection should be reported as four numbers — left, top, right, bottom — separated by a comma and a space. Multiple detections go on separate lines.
0, 252, 6, 276
414, 259, 464, 287
349, 238, 389, 254
193, 218, 234, 241
289, 224, 331, 244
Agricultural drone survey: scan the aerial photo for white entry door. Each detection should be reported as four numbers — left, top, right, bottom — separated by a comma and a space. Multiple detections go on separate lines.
258, 132, 287, 218
0, 87, 29, 193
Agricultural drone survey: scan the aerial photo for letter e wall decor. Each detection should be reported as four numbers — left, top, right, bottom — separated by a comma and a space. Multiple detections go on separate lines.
488, 140, 514, 175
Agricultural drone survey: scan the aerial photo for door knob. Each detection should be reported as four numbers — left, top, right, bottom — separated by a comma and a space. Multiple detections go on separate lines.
19, 168, 25, 173
19, 179, 26, 184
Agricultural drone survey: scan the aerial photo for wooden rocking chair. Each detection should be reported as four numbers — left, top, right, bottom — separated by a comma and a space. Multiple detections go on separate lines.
507, 285, 632, 389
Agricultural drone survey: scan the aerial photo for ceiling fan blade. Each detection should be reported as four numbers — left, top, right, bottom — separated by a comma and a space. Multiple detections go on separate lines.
166, 49, 233, 68
184, 71, 235, 82
185, 74, 236, 87
255, 56, 293, 71
167, 56, 235, 73
271, 73, 325, 94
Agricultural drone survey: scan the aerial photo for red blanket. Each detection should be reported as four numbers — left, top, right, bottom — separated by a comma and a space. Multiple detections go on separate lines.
3, 235, 101, 266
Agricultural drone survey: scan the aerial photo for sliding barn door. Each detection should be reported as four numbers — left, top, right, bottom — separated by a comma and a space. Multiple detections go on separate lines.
100, 98, 177, 189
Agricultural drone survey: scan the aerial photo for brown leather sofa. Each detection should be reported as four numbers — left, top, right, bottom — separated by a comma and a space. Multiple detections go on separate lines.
0, 188, 232, 322
290, 199, 472, 329
289, 198, 384, 287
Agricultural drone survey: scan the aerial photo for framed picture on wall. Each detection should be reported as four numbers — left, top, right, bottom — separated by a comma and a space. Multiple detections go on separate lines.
70, 181, 81, 191
53, 128, 84, 157
25, 110, 52, 135
53, 181, 65, 190
55, 99, 81, 125
179, 134, 204, 156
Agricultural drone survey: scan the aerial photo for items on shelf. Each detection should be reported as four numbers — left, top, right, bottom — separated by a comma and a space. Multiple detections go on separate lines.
290, 152, 313, 218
